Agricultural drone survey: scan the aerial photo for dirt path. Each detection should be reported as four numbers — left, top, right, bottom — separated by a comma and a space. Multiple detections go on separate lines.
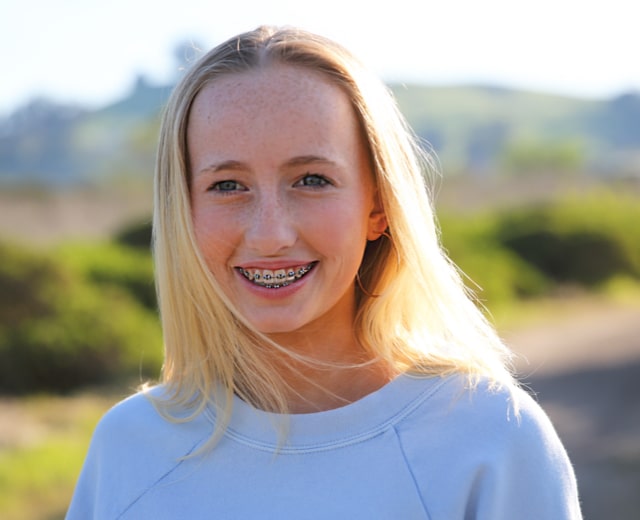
503, 298, 640, 377
503, 299, 640, 520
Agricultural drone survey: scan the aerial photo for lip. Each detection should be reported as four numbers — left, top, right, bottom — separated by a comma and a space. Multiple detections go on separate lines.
234, 261, 318, 297
235, 260, 316, 270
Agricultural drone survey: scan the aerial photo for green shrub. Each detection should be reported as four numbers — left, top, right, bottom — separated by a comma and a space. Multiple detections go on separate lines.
499, 227, 633, 285
495, 191, 640, 287
439, 213, 550, 308
439, 190, 640, 306
55, 241, 156, 310
114, 218, 153, 250
0, 242, 162, 394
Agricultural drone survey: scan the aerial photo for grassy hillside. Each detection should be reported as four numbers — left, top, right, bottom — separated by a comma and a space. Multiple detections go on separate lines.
391, 84, 631, 173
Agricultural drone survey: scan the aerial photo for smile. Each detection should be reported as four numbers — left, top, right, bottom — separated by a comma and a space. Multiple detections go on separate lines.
237, 262, 317, 288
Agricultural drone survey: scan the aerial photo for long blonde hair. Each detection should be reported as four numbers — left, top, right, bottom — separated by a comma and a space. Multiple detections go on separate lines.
152, 26, 516, 428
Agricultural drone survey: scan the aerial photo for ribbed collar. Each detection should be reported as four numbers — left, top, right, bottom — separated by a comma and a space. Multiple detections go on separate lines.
217, 372, 447, 453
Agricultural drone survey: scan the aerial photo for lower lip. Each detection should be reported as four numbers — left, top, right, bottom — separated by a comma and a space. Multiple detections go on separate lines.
236, 267, 314, 299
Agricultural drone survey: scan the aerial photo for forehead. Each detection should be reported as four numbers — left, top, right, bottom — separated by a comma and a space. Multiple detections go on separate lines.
186, 64, 370, 169
188, 64, 356, 132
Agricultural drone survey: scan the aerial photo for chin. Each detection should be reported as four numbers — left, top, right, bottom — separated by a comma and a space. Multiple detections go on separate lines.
252, 317, 311, 337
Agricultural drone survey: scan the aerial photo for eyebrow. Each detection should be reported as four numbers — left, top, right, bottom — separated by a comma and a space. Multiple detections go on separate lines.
196, 160, 247, 176
196, 155, 338, 176
284, 155, 337, 168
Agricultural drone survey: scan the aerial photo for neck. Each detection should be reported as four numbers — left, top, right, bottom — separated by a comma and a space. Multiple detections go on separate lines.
247, 288, 397, 413
281, 359, 396, 413
267, 326, 396, 413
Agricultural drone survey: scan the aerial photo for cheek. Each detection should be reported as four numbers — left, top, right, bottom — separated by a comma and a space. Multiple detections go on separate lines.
192, 206, 235, 266
305, 203, 370, 255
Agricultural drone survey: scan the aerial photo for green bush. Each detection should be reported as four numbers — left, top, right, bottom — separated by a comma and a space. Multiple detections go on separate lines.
439, 190, 640, 306
495, 192, 640, 287
439, 213, 550, 307
54, 241, 156, 310
0, 242, 162, 394
499, 227, 633, 285
114, 218, 153, 250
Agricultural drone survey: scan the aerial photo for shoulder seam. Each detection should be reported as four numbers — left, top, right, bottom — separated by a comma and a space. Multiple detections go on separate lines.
392, 424, 433, 520
116, 435, 210, 518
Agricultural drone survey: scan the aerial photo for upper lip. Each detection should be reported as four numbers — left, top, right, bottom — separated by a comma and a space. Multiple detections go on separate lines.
235, 260, 316, 270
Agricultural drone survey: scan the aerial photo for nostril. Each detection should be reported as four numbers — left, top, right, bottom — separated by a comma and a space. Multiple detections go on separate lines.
245, 206, 297, 253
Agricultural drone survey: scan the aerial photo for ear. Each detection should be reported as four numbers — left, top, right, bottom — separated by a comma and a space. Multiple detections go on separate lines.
367, 205, 388, 241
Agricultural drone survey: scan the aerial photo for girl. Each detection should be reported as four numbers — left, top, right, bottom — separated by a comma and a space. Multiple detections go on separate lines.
67, 26, 581, 519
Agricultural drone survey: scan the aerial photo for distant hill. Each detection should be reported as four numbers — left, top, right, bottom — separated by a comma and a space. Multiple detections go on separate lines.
0, 76, 168, 186
0, 77, 638, 187
393, 85, 640, 174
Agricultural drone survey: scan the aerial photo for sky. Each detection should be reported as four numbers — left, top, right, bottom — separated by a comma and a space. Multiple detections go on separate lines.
1, 0, 639, 116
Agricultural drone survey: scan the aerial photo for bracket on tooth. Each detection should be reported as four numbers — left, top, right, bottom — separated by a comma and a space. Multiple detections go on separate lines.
241, 264, 313, 287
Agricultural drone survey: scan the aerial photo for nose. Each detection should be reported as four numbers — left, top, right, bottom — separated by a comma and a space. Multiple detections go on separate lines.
244, 190, 297, 255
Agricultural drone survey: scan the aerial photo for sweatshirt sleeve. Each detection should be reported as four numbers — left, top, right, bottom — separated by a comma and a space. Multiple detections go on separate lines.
468, 388, 582, 519
395, 379, 583, 519
65, 401, 129, 520
65, 390, 211, 520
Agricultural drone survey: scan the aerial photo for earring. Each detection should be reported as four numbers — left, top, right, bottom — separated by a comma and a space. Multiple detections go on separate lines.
379, 230, 392, 241
356, 271, 380, 298
377, 230, 400, 270
358, 230, 399, 299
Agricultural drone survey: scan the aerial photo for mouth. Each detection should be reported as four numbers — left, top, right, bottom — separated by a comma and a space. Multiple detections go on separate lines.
236, 262, 317, 289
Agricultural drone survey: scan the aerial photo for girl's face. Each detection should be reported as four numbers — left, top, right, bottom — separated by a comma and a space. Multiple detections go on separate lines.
187, 64, 386, 340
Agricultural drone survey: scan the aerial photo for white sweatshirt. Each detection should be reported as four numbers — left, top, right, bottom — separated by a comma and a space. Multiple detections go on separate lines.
66, 373, 582, 519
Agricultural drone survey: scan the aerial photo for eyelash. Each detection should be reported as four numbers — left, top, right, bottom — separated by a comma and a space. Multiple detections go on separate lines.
295, 173, 332, 188
208, 180, 245, 192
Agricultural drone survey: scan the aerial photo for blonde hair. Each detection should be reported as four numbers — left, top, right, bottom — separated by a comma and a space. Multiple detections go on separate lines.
152, 26, 516, 430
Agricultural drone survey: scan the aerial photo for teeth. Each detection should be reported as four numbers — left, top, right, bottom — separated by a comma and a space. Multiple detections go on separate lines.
239, 263, 314, 288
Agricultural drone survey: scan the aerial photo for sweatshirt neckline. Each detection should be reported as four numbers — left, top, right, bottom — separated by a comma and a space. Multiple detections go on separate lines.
218, 372, 447, 453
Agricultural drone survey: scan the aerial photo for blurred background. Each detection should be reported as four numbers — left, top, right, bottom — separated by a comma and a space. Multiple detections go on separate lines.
1, 1, 639, 518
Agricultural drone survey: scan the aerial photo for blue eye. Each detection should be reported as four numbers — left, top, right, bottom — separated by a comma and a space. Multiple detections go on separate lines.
210, 180, 243, 192
297, 174, 331, 187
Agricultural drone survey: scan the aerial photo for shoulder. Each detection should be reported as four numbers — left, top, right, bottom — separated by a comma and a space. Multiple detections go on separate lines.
94, 387, 165, 436
394, 374, 582, 519
95, 387, 180, 433
66, 386, 213, 519
400, 374, 558, 448
91, 385, 213, 463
